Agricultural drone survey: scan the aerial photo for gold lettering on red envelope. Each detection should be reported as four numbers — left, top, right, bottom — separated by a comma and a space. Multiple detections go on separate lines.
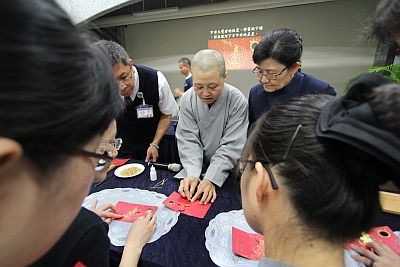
232, 227, 265, 260
345, 226, 400, 254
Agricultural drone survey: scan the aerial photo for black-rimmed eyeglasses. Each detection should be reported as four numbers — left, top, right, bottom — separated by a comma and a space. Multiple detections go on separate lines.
237, 159, 279, 190
237, 124, 303, 190
74, 149, 113, 172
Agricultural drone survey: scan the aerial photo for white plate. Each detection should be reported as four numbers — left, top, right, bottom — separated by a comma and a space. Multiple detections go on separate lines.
114, 163, 145, 178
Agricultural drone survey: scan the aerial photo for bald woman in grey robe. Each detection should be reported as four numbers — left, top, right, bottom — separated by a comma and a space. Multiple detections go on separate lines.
175, 49, 248, 204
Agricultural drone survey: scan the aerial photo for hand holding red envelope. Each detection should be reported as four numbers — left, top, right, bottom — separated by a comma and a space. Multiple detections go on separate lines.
345, 226, 400, 254
163, 191, 211, 219
232, 227, 265, 260
115, 201, 158, 223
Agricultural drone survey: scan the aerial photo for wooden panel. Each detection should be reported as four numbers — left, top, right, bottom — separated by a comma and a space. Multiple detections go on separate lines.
380, 191, 400, 215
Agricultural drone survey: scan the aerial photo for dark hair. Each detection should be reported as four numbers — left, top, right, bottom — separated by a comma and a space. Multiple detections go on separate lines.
367, 83, 400, 134
0, 0, 123, 173
95, 40, 130, 66
367, 0, 400, 42
253, 27, 303, 66
243, 87, 400, 242
179, 57, 191, 67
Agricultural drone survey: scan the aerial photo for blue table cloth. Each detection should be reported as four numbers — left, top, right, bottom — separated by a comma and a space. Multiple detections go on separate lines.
91, 159, 242, 267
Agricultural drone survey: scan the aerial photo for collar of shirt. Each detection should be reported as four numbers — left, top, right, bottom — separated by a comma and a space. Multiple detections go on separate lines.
185, 73, 192, 79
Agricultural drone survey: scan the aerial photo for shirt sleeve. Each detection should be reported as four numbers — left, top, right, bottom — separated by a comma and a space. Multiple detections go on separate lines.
205, 92, 249, 187
157, 71, 179, 116
175, 92, 203, 179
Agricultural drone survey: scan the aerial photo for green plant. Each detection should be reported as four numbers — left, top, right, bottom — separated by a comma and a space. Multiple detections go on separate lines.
366, 64, 400, 83
344, 64, 400, 92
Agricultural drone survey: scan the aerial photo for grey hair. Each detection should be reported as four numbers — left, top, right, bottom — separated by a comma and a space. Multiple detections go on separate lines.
192, 49, 226, 77
95, 40, 130, 66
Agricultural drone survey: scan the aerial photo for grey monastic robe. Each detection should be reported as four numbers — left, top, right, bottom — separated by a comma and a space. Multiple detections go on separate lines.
174, 83, 248, 187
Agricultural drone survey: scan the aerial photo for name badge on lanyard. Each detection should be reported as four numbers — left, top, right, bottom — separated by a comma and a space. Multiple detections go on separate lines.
136, 92, 154, 119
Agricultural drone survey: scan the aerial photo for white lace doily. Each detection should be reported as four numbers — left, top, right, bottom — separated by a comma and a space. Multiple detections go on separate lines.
205, 210, 399, 267
205, 210, 259, 267
83, 188, 179, 246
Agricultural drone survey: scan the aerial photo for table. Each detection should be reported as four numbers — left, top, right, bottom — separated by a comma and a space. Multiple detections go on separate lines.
90, 159, 242, 267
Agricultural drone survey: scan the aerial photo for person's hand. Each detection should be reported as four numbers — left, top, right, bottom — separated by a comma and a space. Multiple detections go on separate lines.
145, 145, 159, 162
120, 212, 157, 267
126, 211, 157, 250
351, 242, 400, 267
178, 177, 199, 200
191, 179, 216, 204
91, 199, 123, 224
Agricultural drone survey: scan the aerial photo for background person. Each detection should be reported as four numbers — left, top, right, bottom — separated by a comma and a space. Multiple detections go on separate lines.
96, 40, 178, 162
178, 57, 193, 92
248, 27, 336, 128
175, 49, 248, 204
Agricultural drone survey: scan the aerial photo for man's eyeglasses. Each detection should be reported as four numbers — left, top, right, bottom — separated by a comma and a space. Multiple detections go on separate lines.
237, 124, 303, 190
252, 66, 287, 80
117, 68, 133, 85
100, 138, 122, 151
74, 149, 113, 172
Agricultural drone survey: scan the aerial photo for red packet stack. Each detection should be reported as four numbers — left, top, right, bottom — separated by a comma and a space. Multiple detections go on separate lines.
232, 227, 265, 260
112, 158, 131, 166
163, 191, 211, 219
115, 201, 158, 223
345, 226, 400, 254
107, 158, 131, 172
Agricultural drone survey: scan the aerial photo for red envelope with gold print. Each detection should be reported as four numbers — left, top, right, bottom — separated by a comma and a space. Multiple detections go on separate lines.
115, 201, 157, 223
345, 226, 400, 254
162, 191, 211, 219
232, 227, 265, 260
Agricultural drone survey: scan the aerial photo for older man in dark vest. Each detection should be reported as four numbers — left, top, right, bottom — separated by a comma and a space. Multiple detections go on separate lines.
96, 40, 178, 162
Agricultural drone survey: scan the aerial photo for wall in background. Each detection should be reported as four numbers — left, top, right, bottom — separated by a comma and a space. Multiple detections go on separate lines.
124, 0, 379, 96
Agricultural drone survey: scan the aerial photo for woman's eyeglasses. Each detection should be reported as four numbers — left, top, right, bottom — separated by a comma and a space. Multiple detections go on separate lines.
237, 159, 279, 190
237, 124, 303, 190
74, 149, 113, 172
252, 66, 287, 80
100, 138, 122, 151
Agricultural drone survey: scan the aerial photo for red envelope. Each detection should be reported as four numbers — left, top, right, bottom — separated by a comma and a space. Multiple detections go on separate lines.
232, 227, 265, 260
115, 201, 158, 223
345, 226, 400, 254
112, 158, 131, 166
73, 262, 87, 267
162, 191, 211, 219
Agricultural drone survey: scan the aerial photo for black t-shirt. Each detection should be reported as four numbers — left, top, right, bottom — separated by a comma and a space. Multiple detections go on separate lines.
31, 207, 110, 267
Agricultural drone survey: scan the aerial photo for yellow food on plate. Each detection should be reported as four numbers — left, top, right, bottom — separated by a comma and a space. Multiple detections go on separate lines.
120, 166, 141, 177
